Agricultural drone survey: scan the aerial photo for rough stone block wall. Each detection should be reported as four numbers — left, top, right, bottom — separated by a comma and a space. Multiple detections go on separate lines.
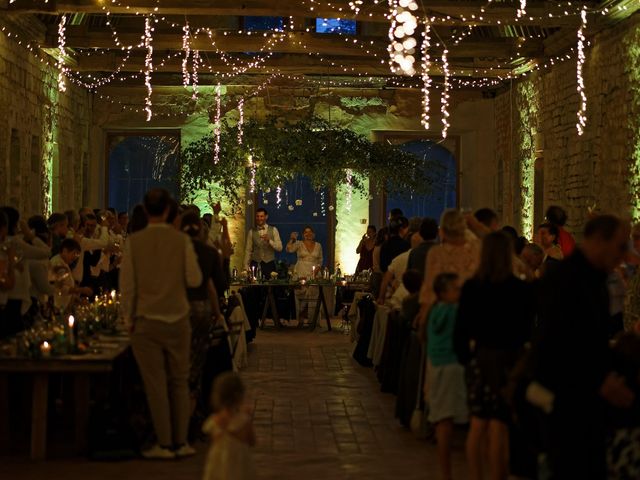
0, 31, 91, 217
495, 13, 640, 238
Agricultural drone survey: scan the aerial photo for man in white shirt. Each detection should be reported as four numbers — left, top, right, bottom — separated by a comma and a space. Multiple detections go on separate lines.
120, 188, 202, 460
243, 207, 282, 278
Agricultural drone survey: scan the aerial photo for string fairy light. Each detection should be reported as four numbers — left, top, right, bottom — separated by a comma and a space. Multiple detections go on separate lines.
576, 7, 587, 136
420, 20, 431, 129
237, 97, 244, 145
276, 185, 282, 208
182, 23, 191, 87
213, 82, 222, 164
249, 155, 256, 194
143, 15, 154, 121
441, 48, 451, 139
191, 49, 200, 100
57, 14, 67, 92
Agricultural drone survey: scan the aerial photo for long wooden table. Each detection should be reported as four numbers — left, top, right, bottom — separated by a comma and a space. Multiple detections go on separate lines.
0, 336, 130, 460
232, 282, 333, 331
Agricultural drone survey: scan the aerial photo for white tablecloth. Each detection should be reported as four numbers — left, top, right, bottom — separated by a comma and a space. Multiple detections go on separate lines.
228, 292, 251, 371
367, 305, 390, 367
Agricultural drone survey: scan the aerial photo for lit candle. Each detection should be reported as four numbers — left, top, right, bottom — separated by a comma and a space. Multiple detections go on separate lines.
40, 341, 51, 358
300, 278, 307, 286
110, 290, 116, 301
68, 315, 75, 349
312, 266, 316, 278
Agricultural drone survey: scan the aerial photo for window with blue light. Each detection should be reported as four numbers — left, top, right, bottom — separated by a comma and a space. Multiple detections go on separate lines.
244, 16, 285, 31
316, 18, 357, 34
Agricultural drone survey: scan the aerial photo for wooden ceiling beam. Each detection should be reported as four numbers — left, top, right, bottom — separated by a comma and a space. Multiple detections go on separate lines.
43, 26, 544, 58
2, 0, 591, 27
71, 52, 513, 76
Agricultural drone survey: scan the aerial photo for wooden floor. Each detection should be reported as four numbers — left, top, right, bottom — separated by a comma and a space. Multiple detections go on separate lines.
1, 325, 468, 479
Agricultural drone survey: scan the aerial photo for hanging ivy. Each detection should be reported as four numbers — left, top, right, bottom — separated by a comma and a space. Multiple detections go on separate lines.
179, 116, 436, 210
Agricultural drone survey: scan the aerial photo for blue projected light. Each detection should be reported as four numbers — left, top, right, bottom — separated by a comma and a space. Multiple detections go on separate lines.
244, 16, 285, 31
316, 18, 357, 34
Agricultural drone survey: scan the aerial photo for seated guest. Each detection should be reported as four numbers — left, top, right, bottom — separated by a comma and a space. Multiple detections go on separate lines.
545, 205, 576, 257
379, 216, 410, 273
47, 212, 69, 257
64, 209, 80, 236
537, 222, 564, 263
287, 226, 323, 323
355, 225, 376, 273
74, 213, 109, 293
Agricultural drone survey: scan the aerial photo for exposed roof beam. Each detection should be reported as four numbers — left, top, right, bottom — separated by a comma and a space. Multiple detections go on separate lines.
2, 0, 589, 27
43, 26, 544, 58
72, 52, 513, 76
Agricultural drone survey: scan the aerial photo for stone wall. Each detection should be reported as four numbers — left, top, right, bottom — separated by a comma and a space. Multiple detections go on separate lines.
0, 30, 92, 217
495, 13, 640, 238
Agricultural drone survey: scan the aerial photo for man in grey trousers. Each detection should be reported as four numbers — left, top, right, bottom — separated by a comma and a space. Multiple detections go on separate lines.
120, 188, 202, 459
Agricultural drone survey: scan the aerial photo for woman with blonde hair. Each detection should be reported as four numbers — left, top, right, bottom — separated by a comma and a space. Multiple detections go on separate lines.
416, 209, 481, 330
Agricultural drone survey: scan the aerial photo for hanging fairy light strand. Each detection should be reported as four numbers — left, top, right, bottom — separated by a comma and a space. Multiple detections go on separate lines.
420, 20, 432, 130
517, 0, 527, 18
576, 7, 587, 136
143, 15, 154, 121
181, 23, 191, 87
441, 48, 451, 139
191, 49, 200, 100
213, 82, 222, 164
57, 14, 67, 92
237, 97, 244, 145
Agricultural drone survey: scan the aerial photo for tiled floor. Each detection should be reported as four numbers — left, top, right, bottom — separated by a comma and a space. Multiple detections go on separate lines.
2, 324, 468, 479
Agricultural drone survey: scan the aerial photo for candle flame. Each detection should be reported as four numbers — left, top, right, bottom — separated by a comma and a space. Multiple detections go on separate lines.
110, 290, 116, 299
69, 315, 75, 327
43, 341, 50, 348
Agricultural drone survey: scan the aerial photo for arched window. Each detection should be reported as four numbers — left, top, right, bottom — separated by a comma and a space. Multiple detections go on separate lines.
386, 139, 458, 221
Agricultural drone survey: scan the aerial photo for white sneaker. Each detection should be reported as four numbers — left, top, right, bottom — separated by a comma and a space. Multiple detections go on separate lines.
175, 443, 196, 458
142, 444, 176, 460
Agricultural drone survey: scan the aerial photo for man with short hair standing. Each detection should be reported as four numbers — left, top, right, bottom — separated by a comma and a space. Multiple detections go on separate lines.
243, 207, 283, 278
120, 188, 202, 459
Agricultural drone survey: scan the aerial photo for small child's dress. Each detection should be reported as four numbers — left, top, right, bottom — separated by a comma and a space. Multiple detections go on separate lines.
202, 412, 256, 480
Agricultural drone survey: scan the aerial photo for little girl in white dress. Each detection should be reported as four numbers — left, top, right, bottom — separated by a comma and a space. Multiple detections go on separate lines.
202, 372, 256, 480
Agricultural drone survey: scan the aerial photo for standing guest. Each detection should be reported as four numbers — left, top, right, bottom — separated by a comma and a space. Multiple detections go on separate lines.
417, 209, 481, 330
537, 223, 563, 263
202, 372, 256, 480
545, 205, 576, 257
120, 188, 202, 459
388, 208, 404, 224
370, 227, 388, 298
454, 231, 535, 480
407, 217, 438, 278
474, 208, 500, 232
533, 215, 635, 480
128, 204, 148, 234
380, 216, 410, 273
75, 213, 109, 293
0, 207, 50, 337
520, 243, 545, 280
243, 208, 282, 278
0, 211, 16, 328
27, 215, 55, 306
427, 273, 468, 480
287, 226, 323, 323
64, 209, 80, 236
378, 228, 422, 309
181, 211, 226, 416
118, 211, 129, 235
207, 202, 233, 284
355, 225, 376, 273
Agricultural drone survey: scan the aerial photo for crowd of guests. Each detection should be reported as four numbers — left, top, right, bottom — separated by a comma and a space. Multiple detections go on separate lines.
362, 205, 640, 480
0, 189, 253, 467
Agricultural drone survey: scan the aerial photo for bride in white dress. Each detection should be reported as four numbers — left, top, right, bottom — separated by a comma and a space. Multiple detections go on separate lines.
286, 226, 323, 324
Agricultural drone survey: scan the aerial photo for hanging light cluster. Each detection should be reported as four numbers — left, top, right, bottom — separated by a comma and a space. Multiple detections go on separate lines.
143, 15, 153, 121
441, 49, 451, 139
181, 23, 191, 87
57, 14, 67, 92
517, 0, 527, 18
420, 21, 431, 130
191, 49, 200, 100
576, 7, 587, 136
387, 0, 419, 75
213, 83, 222, 164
